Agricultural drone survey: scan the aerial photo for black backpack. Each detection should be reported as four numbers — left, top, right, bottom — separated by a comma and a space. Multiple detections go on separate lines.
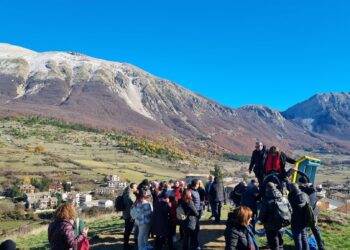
272, 197, 292, 228
115, 195, 125, 212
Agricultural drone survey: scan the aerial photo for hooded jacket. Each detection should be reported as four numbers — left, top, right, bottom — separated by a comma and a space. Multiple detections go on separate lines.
299, 184, 318, 217
288, 188, 310, 229
240, 183, 259, 213
259, 187, 292, 231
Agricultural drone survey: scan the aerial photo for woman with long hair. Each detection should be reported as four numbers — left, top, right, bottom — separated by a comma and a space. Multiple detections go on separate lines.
48, 204, 89, 250
197, 180, 206, 211
225, 206, 258, 250
132, 188, 153, 250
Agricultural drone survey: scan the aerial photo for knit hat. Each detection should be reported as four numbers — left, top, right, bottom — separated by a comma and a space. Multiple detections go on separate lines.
151, 181, 159, 189
298, 176, 308, 184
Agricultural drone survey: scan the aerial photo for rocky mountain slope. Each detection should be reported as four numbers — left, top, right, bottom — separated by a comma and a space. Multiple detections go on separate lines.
283, 92, 350, 140
0, 43, 348, 154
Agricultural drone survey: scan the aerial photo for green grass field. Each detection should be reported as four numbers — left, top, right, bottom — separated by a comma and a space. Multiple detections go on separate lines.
8, 209, 350, 250
0, 220, 30, 232
0, 118, 196, 192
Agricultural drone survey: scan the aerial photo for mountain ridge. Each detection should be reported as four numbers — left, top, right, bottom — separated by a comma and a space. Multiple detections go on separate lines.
0, 43, 349, 154
283, 92, 350, 140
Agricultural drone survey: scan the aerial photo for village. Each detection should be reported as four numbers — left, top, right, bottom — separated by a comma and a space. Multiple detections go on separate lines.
1, 173, 350, 215
0, 174, 127, 213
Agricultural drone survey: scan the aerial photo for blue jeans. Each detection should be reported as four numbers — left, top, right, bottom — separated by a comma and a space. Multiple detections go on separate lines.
292, 227, 309, 250
311, 225, 325, 250
137, 223, 151, 250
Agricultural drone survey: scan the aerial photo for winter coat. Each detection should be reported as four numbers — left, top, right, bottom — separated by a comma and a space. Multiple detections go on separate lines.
190, 188, 202, 211
205, 181, 213, 202
225, 220, 258, 250
299, 184, 318, 217
122, 186, 136, 220
259, 187, 292, 231
264, 152, 296, 177
249, 147, 267, 179
210, 179, 225, 203
288, 189, 310, 229
152, 199, 170, 236
240, 184, 259, 214
230, 183, 246, 206
198, 187, 206, 208
179, 200, 199, 231
48, 219, 87, 250
169, 199, 178, 225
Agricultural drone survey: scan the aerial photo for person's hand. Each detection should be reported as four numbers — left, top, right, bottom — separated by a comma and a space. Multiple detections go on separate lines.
83, 227, 89, 235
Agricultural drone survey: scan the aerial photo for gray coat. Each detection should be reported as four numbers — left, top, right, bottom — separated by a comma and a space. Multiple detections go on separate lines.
122, 187, 136, 220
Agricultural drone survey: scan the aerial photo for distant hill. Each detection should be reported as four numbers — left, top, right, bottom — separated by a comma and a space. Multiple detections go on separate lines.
0, 43, 349, 154
283, 92, 350, 140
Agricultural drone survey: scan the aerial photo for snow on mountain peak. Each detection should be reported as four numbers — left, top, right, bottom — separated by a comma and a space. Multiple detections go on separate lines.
0, 43, 37, 57
0, 43, 155, 120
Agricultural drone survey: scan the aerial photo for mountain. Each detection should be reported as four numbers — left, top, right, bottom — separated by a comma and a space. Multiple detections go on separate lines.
0, 43, 349, 154
283, 93, 350, 140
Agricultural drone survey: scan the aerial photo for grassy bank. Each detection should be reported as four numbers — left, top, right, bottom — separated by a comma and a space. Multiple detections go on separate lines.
3, 209, 349, 249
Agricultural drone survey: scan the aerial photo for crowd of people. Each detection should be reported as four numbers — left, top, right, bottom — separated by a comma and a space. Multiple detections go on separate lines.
122, 178, 227, 250
0, 142, 326, 250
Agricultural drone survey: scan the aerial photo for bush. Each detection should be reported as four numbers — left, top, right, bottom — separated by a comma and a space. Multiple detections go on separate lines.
223, 153, 250, 162
26, 145, 46, 154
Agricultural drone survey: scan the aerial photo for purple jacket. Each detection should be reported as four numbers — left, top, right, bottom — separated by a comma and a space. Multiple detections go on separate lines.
48, 219, 86, 250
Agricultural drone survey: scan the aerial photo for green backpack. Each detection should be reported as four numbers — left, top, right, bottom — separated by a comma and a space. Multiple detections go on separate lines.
304, 202, 316, 228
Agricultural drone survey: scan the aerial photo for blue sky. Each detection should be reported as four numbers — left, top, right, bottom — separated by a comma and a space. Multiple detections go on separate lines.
1, 0, 349, 110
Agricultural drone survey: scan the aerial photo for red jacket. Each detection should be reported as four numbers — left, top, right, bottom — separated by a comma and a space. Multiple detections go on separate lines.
265, 153, 282, 174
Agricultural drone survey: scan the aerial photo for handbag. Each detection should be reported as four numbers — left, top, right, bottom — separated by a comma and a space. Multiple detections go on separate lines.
78, 238, 90, 250
186, 215, 197, 231
176, 205, 187, 221
76, 218, 90, 250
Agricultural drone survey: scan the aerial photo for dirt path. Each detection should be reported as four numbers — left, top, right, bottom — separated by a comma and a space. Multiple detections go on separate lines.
89, 216, 227, 250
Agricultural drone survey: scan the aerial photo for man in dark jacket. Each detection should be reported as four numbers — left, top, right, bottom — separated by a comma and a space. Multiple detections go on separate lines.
249, 141, 267, 184
209, 176, 225, 224
229, 181, 247, 207
241, 179, 260, 217
259, 182, 292, 250
205, 175, 214, 214
287, 183, 310, 250
122, 183, 137, 250
299, 177, 325, 250
190, 179, 202, 250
